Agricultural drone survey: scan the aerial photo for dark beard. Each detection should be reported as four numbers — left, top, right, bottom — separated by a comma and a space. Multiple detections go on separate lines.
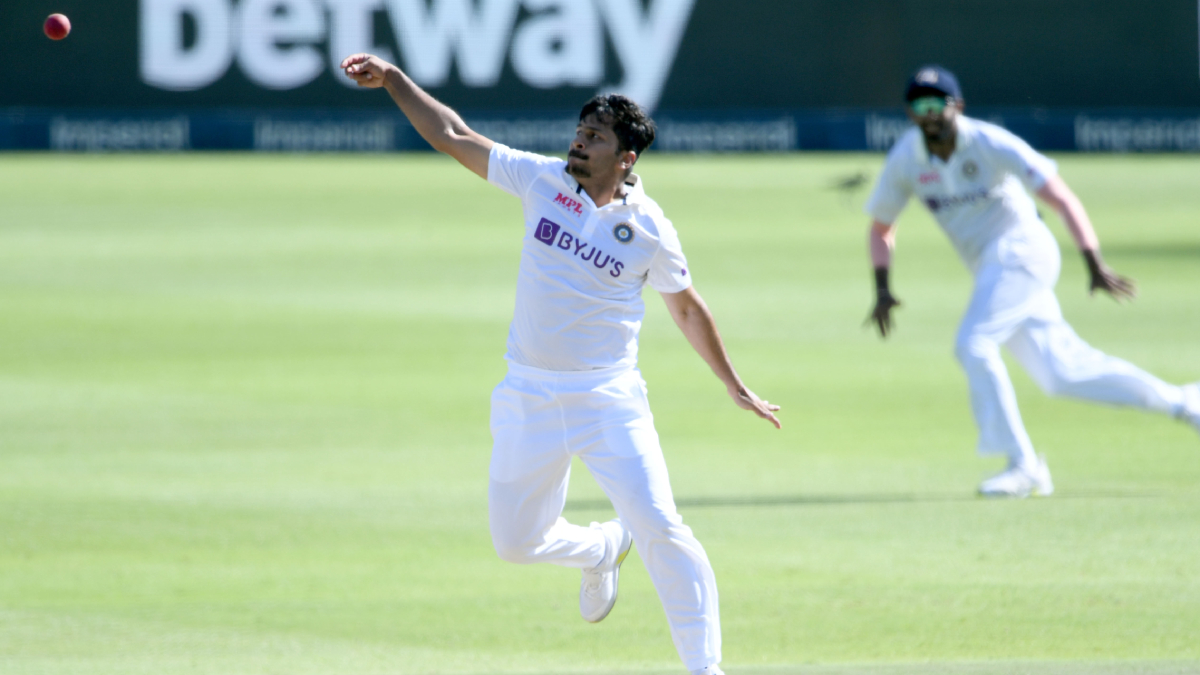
566, 159, 590, 178
920, 118, 956, 144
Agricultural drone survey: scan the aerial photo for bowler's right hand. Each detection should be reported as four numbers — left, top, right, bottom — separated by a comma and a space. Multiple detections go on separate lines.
341, 54, 395, 88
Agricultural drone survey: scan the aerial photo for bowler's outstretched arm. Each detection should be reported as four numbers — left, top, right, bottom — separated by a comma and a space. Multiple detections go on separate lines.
1036, 176, 1136, 300
341, 53, 492, 179
661, 287, 782, 429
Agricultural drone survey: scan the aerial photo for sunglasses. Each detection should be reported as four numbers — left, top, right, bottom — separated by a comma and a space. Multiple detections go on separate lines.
909, 96, 950, 116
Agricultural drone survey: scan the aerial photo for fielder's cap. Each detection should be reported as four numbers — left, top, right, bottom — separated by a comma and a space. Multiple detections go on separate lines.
905, 65, 962, 102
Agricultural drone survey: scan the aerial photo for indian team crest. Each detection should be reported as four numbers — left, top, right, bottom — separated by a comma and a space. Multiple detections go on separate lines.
962, 160, 979, 179
613, 222, 634, 244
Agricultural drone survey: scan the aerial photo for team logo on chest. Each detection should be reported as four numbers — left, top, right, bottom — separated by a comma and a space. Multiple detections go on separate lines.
613, 223, 634, 244
533, 218, 626, 278
962, 160, 979, 179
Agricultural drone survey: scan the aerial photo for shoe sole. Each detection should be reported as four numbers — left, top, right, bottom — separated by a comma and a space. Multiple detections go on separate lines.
979, 489, 1031, 499
584, 534, 633, 624
978, 483, 1054, 498
979, 457, 1054, 498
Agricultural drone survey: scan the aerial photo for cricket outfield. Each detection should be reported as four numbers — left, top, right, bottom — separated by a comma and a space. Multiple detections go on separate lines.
1, 153, 1198, 674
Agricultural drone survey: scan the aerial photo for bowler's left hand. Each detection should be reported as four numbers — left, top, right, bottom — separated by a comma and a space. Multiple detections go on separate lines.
729, 385, 782, 429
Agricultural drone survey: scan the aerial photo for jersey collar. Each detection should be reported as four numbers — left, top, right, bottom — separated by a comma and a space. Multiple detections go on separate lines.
561, 169, 646, 209
620, 173, 646, 207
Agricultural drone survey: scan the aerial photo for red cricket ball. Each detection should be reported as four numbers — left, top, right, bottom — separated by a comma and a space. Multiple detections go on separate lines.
44, 13, 71, 40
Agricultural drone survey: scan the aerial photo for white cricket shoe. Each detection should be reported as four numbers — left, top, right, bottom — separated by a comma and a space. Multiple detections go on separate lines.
978, 455, 1054, 498
580, 518, 633, 623
1177, 383, 1200, 437
691, 665, 726, 675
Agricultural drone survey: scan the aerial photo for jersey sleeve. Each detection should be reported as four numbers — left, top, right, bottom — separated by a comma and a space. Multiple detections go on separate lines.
864, 147, 912, 224
487, 143, 561, 199
647, 219, 692, 294
985, 127, 1058, 192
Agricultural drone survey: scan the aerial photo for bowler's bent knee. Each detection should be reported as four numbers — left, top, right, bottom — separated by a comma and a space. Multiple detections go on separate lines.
488, 507, 546, 565
491, 537, 538, 565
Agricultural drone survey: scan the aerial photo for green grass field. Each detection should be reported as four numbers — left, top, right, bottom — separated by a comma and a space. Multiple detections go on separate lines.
1, 152, 1198, 675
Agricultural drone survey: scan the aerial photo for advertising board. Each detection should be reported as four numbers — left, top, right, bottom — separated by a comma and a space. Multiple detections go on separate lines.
2, 0, 1199, 150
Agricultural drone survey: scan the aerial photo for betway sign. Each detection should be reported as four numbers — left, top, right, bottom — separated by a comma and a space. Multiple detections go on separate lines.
140, 0, 696, 110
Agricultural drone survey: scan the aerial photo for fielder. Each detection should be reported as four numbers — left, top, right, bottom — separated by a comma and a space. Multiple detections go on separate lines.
340, 54, 780, 675
865, 65, 1200, 497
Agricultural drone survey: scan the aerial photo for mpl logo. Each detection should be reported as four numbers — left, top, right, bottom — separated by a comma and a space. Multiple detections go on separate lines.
140, 0, 697, 110
553, 192, 583, 216
534, 217, 561, 245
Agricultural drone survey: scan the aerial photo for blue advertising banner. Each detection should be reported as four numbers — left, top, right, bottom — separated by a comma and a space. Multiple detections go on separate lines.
4, 107, 1200, 152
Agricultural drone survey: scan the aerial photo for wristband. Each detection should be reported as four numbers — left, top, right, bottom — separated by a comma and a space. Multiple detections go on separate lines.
874, 267, 890, 295
1082, 249, 1103, 278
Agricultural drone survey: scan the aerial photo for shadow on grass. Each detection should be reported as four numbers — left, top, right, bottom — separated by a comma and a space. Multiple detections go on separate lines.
563, 490, 1161, 512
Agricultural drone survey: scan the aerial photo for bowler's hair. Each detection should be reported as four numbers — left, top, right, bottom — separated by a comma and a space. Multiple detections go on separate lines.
579, 95, 656, 156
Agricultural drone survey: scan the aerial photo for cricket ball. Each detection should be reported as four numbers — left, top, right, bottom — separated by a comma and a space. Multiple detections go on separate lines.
44, 13, 71, 40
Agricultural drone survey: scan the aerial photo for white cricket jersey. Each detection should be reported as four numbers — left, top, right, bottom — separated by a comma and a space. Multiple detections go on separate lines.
865, 116, 1059, 271
487, 143, 692, 371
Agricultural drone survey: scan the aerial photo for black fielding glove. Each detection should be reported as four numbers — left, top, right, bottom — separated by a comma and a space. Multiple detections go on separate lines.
866, 267, 901, 338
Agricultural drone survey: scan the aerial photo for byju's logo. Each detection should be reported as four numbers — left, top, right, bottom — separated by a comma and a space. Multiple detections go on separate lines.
532, 217, 625, 277
924, 188, 990, 213
534, 217, 561, 245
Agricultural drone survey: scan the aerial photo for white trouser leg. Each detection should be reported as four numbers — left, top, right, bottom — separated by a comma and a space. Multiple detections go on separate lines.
956, 250, 1049, 465
488, 372, 605, 568
576, 416, 721, 672
1005, 319, 1184, 414
563, 369, 720, 672
956, 329, 1036, 463
489, 364, 721, 673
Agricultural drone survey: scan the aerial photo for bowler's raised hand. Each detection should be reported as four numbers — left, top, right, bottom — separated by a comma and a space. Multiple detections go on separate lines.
341, 54, 392, 88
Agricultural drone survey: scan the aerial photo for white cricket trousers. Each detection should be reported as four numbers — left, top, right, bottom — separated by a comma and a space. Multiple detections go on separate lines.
956, 224, 1185, 464
488, 361, 721, 672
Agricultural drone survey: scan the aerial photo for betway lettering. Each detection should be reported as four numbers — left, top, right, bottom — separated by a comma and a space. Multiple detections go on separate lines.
140, 0, 696, 110
553, 192, 584, 216
534, 218, 624, 277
